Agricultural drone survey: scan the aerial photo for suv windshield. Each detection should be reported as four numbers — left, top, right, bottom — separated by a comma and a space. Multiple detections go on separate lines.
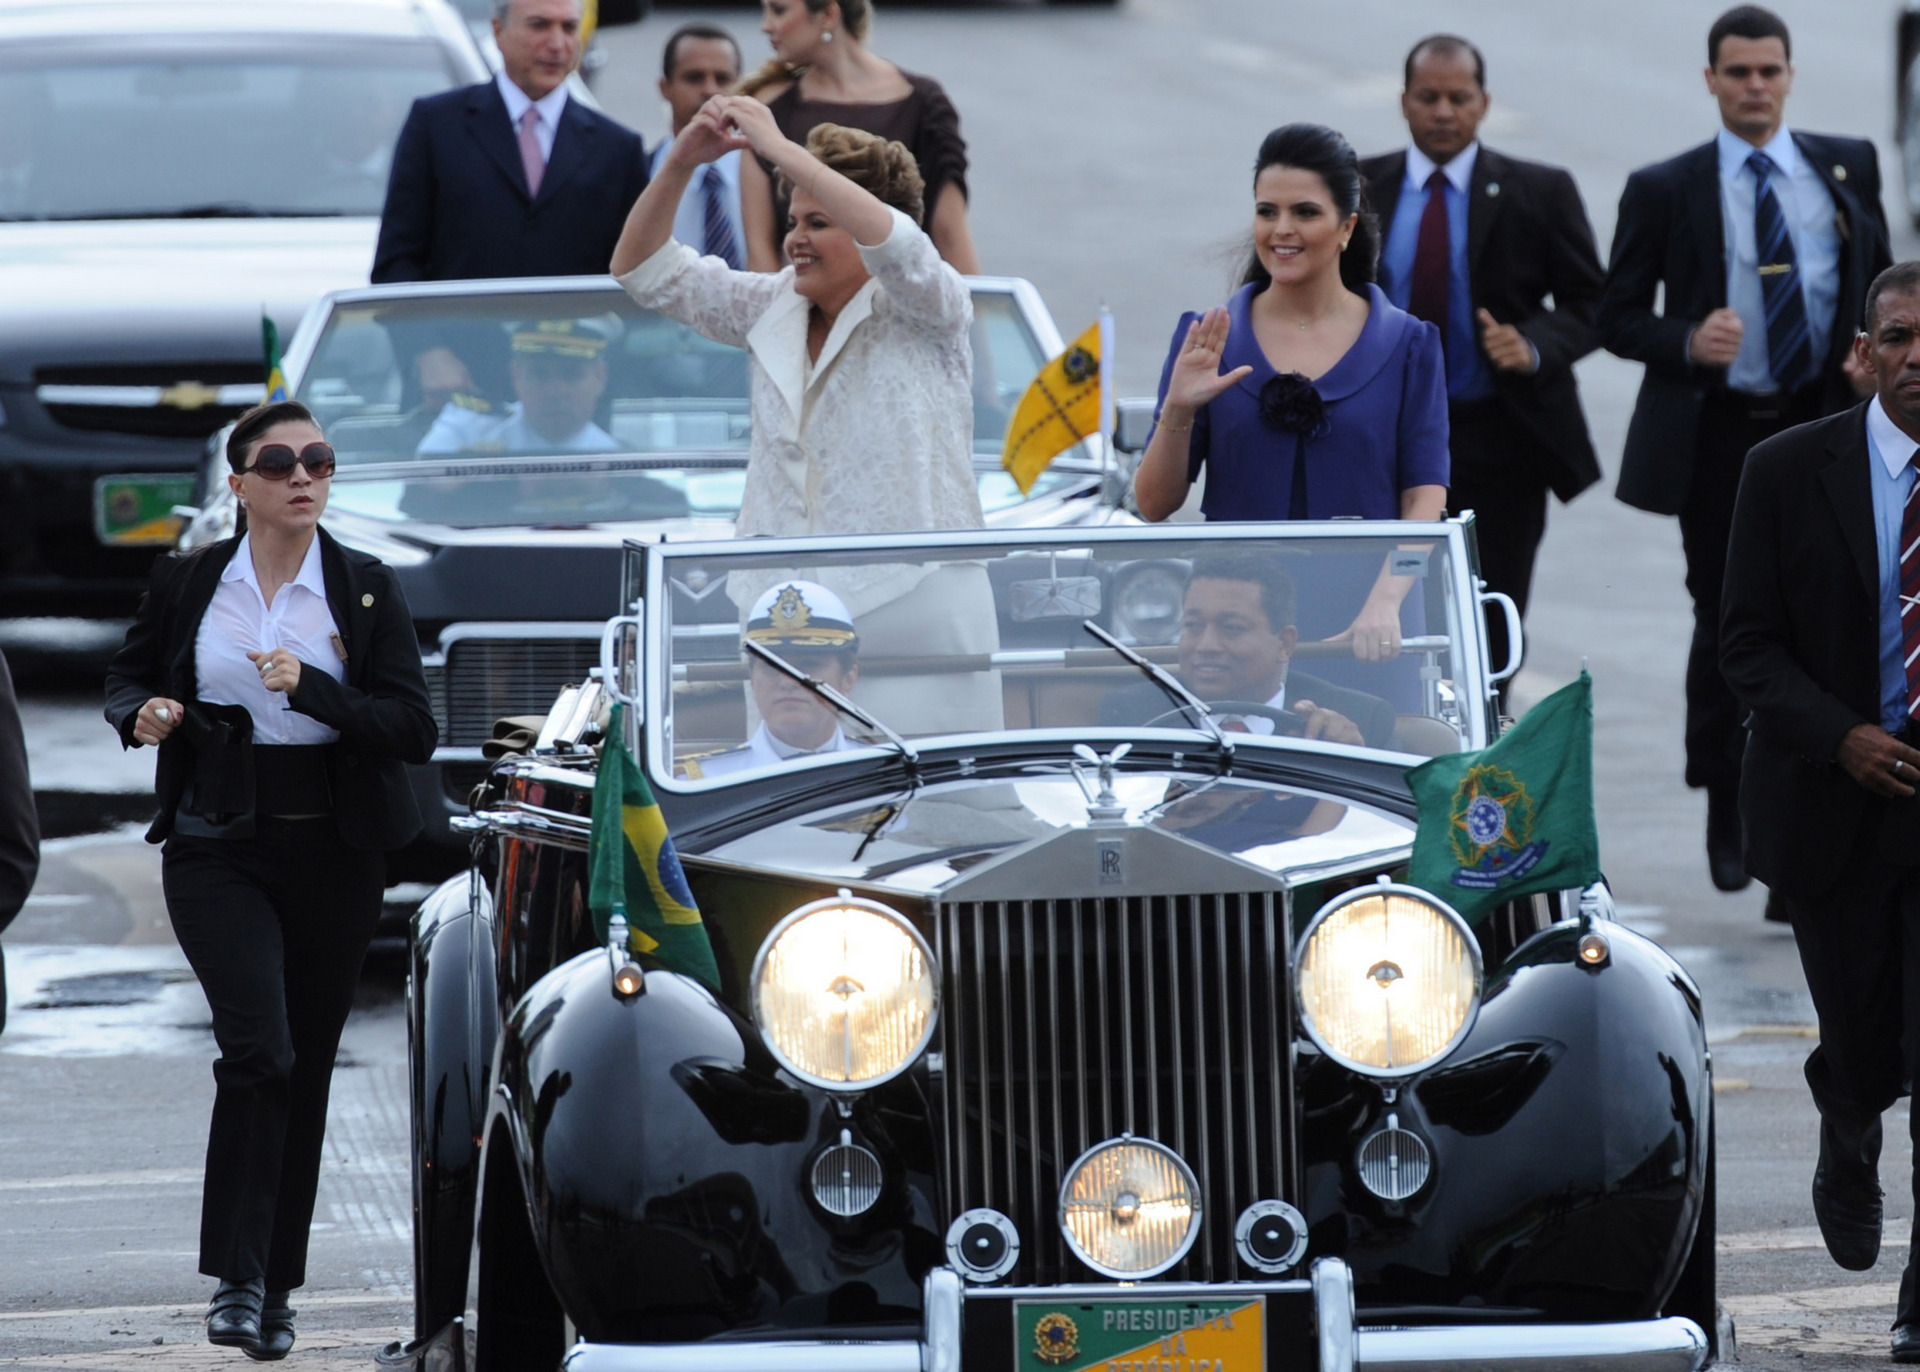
299, 287, 1096, 528
654, 530, 1476, 785
0, 42, 459, 221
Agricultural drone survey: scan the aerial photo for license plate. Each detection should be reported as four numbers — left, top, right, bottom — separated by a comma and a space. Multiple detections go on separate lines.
94, 474, 193, 546
1014, 1295, 1265, 1372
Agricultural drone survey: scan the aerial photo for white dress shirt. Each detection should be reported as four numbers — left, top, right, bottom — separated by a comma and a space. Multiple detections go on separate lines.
1715, 125, 1840, 393
194, 535, 345, 745
495, 69, 568, 163
649, 144, 747, 261
690, 723, 856, 778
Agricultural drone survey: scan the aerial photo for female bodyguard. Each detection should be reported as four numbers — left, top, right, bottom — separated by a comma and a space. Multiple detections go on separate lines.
105, 400, 436, 1359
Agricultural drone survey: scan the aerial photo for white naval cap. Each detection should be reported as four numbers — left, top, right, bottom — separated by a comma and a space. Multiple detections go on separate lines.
744, 580, 858, 650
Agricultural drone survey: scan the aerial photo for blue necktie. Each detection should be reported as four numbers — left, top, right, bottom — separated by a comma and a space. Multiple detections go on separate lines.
701, 166, 742, 270
1747, 150, 1816, 392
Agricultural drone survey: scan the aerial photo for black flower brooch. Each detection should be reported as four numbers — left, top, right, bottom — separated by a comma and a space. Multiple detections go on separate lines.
1259, 372, 1329, 437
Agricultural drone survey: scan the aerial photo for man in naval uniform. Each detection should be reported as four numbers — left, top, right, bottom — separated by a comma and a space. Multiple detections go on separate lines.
417, 317, 622, 455
687, 581, 867, 779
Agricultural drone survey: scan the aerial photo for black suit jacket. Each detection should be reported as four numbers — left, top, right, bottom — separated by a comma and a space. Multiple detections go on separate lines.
104, 530, 438, 851
1720, 404, 1919, 898
372, 82, 649, 283
1098, 671, 1400, 751
1599, 133, 1892, 516
0, 647, 37, 934
1360, 146, 1605, 502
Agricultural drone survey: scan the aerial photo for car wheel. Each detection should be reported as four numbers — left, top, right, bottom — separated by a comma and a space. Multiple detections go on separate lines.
472, 1128, 567, 1372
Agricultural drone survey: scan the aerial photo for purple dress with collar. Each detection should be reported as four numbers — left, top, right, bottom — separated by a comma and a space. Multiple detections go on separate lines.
1152, 281, 1450, 521
1151, 282, 1451, 710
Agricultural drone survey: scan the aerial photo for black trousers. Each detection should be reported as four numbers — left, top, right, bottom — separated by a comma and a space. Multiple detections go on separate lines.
1784, 829, 1920, 1321
1446, 401, 1550, 689
162, 818, 385, 1289
1679, 386, 1822, 791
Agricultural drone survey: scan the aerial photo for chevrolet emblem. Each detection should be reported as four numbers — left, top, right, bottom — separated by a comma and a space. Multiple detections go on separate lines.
158, 381, 222, 410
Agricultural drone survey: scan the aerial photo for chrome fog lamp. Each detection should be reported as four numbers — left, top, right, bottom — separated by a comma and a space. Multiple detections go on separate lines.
751, 891, 936, 1091
1295, 882, 1481, 1077
1059, 1136, 1200, 1279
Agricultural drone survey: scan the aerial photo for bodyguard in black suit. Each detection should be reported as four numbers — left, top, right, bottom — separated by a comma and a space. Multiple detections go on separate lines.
1721, 264, 1920, 1356
371, 0, 648, 284
1598, 5, 1891, 892
1363, 36, 1605, 685
104, 403, 435, 1358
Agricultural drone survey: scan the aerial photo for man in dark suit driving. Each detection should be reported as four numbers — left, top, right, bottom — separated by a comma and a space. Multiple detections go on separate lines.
1099, 556, 1397, 750
1721, 261, 1920, 1356
1599, 5, 1891, 894
1362, 35, 1605, 689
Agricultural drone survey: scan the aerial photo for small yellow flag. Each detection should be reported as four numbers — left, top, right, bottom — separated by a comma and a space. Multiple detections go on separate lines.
1001, 311, 1112, 496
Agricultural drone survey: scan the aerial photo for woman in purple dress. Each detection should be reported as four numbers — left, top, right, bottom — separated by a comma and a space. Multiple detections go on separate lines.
1134, 123, 1449, 666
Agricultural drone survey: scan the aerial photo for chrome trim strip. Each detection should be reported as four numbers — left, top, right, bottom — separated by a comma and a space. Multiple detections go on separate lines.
1240, 895, 1258, 1199
1353, 1318, 1709, 1372
1189, 895, 1211, 1281
1216, 895, 1235, 1253
561, 1344, 921, 1371
430, 745, 487, 764
1141, 896, 1158, 1141
1119, 892, 1134, 1131
972, 902, 990, 1212
1045, 899, 1065, 1212
922, 1268, 963, 1372
36, 383, 264, 407
439, 620, 606, 647
996, 901, 1016, 1212
1314, 1257, 1357, 1372
1021, 900, 1041, 1234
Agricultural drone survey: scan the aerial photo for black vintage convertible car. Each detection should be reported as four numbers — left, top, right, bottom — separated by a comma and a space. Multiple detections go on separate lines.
396, 521, 1720, 1372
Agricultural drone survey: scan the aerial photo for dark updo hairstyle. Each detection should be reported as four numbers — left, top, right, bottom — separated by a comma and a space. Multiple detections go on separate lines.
226, 399, 321, 474
1239, 123, 1379, 293
776, 122, 925, 226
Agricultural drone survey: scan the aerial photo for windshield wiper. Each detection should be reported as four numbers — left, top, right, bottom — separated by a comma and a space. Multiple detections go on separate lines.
1080, 619, 1232, 764
40, 204, 349, 221
742, 639, 919, 777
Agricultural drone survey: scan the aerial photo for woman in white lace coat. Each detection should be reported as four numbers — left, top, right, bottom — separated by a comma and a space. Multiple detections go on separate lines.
611, 97, 999, 736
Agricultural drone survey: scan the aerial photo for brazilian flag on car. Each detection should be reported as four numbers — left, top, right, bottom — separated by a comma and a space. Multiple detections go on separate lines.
588, 704, 721, 990
1405, 673, 1602, 926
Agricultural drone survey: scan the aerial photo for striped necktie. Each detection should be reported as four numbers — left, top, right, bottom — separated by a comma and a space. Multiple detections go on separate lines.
1747, 150, 1816, 392
701, 166, 742, 270
1902, 454, 1920, 720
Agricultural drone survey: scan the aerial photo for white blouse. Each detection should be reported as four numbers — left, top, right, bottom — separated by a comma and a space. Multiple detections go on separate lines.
194, 534, 345, 745
616, 206, 982, 617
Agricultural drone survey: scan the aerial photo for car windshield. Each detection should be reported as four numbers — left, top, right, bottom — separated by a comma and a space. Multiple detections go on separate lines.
0, 43, 459, 221
651, 529, 1478, 786
300, 287, 1096, 528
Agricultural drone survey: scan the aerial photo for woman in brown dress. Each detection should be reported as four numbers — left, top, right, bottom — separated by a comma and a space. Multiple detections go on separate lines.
737, 0, 977, 273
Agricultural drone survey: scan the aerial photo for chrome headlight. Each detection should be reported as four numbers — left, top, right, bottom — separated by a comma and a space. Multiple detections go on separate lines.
1294, 882, 1481, 1077
1059, 1136, 1201, 1279
751, 893, 936, 1091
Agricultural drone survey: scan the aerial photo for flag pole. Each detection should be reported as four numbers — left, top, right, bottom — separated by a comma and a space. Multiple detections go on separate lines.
1097, 305, 1115, 489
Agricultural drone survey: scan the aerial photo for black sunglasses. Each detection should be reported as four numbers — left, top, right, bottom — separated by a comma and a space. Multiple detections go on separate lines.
244, 442, 336, 481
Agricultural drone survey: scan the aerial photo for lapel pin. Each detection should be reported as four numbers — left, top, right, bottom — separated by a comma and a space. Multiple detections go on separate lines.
361, 593, 374, 607
1834, 165, 1848, 181
1486, 182, 1500, 197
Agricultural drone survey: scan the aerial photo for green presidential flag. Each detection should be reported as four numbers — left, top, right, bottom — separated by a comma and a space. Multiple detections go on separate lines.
588, 705, 721, 990
1406, 673, 1601, 925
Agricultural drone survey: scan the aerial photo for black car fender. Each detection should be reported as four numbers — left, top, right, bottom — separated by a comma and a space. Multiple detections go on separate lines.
408, 872, 498, 1340
488, 948, 940, 1345
1305, 919, 1710, 1321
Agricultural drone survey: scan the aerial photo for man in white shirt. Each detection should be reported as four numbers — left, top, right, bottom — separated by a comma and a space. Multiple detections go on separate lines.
650, 24, 746, 269
686, 581, 865, 778
418, 318, 620, 455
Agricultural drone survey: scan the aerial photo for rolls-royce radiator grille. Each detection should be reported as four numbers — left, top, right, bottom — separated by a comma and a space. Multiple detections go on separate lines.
937, 893, 1293, 1284
436, 638, 599, 744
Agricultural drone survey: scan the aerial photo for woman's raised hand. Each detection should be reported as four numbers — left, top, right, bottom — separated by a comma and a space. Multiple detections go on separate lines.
668, 101, 754, 170
704, 95, 788, 160
1163, 308, 1253, 414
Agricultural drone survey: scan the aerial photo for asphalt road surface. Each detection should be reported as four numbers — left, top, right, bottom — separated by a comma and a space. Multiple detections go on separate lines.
5, 0, 1919, 1366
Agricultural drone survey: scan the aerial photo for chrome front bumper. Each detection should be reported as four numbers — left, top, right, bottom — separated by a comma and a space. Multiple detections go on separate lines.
561, 1263, 1711, 1372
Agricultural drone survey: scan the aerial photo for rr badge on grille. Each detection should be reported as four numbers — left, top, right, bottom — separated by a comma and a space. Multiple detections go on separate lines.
1098, 838, 1123, 885
1033, 1313, 1079, 1366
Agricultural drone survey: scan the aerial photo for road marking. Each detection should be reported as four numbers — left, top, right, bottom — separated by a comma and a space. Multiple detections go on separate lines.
0, 1169, 199, 1193
0, 1294, 403, 1322
1723, 1280, 1900, 1314
1721, 1218, 1911, 1252
1713, 1078, 1751, 1092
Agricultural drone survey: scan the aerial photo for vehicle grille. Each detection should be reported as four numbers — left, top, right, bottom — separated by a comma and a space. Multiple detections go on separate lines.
437, 637, 599, 745
937, 892, 1294, 1284
34, 363, 262, 440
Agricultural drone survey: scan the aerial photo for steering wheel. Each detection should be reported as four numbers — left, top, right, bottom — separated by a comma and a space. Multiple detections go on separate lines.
1141, 700, 1307, 736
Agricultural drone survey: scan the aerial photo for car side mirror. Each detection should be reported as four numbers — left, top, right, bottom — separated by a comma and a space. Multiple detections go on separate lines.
1112, 396, 1157, 455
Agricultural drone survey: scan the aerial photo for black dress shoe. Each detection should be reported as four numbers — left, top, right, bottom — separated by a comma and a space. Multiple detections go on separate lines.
1892, 1323, 1920, 1362
245, 1291, 295, 1362
207, 1278, 264, 1350
1811, 1116, 1883, 1271
1706, 785, 1749, 892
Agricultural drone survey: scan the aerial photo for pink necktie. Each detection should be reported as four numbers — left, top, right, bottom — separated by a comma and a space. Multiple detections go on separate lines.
518, 107, 545, 198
